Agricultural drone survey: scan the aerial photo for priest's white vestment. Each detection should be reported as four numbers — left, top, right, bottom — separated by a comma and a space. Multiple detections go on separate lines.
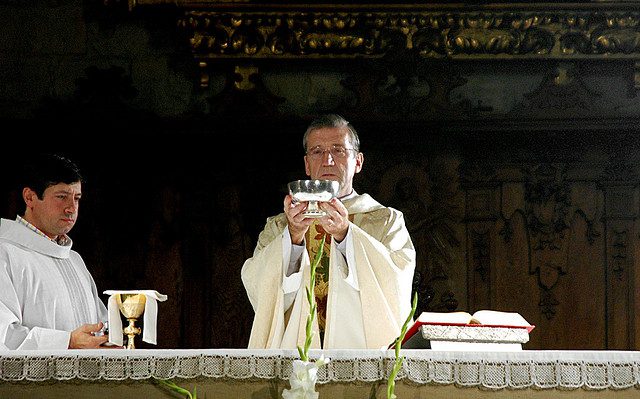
241, 193, 416, 349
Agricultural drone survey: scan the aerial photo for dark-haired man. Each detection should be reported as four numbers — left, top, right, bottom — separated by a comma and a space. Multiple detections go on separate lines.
0, 154, 111, 349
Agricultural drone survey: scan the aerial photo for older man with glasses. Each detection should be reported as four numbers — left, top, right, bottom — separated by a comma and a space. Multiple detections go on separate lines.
242, 114, 416, 350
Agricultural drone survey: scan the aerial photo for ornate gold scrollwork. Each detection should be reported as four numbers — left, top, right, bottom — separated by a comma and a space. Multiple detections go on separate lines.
166, 3, 640, 90
233, 65, 257, 90
174, 7, 640, 60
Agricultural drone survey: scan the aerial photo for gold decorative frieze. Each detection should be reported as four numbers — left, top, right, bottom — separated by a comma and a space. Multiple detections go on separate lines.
125, 1, 640, 93
173, 6, 640, 60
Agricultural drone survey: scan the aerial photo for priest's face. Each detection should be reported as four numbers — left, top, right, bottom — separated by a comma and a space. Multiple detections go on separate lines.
23, 182, 82, 239
304, 126, 364, 198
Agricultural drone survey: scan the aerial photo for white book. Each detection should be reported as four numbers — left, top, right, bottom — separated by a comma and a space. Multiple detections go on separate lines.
398, 310, 534, 350
415, 310, 533, 329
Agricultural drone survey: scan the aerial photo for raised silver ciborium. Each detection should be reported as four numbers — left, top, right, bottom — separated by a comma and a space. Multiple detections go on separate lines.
288, 179, 340, 218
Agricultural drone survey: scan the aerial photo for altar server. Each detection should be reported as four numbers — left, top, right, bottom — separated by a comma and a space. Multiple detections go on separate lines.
0, 154, 111, 350
242, 114, 416, 349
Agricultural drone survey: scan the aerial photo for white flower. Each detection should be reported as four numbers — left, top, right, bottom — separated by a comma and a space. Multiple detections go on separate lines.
282, 356, 330, 399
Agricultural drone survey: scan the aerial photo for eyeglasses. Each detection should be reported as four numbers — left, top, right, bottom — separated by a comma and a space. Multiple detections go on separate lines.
306, 145, 357, 159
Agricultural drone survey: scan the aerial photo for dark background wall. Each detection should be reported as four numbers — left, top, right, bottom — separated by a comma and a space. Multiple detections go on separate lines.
3, 0, 640, 350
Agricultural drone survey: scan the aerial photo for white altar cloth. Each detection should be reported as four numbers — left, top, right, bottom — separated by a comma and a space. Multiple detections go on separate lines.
1, 349, 640, 391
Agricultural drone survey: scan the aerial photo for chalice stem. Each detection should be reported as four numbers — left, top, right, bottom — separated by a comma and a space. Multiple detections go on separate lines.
124, 319, 141, 349
307, 201, 320, 214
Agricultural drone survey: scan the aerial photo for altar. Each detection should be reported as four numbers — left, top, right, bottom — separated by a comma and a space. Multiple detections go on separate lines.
1, 349, 639, 398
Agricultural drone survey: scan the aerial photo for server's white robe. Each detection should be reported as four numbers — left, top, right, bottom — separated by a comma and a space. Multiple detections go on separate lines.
0, 218, 108, 350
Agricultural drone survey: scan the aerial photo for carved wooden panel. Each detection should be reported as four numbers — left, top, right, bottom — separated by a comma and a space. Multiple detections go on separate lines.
454, 131, 640, 350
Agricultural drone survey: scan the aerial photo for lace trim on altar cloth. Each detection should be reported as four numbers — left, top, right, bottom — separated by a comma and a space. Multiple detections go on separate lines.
1, 349, 640, 391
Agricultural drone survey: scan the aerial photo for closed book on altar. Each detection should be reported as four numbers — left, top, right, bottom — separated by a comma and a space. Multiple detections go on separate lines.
397, 310, 535, 350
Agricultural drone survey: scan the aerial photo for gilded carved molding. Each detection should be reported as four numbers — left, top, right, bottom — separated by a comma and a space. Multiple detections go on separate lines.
122, 2, 640, 92
171, 4, 640, 60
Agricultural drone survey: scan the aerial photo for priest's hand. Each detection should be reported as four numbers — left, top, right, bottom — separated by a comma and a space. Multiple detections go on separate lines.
285, 194, 314, 245
68, 322, 115, 349
319, 198, 349, 242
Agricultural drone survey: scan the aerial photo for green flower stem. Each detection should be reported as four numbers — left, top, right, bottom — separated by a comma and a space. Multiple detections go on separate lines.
156, 379, 197, 399
298, 234, 325, 362
387, 292, 418, 399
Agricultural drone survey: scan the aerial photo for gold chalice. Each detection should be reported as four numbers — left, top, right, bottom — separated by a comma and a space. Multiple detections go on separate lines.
116, 293, 147, 349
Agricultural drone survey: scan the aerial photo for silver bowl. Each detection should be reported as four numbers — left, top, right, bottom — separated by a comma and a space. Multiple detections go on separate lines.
288, 179, 340, 217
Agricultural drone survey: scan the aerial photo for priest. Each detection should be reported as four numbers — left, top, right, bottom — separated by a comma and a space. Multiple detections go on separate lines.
242, 114, 416, 349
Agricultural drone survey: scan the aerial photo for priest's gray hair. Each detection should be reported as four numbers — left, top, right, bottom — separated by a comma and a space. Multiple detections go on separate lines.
303, 114, 360, 152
